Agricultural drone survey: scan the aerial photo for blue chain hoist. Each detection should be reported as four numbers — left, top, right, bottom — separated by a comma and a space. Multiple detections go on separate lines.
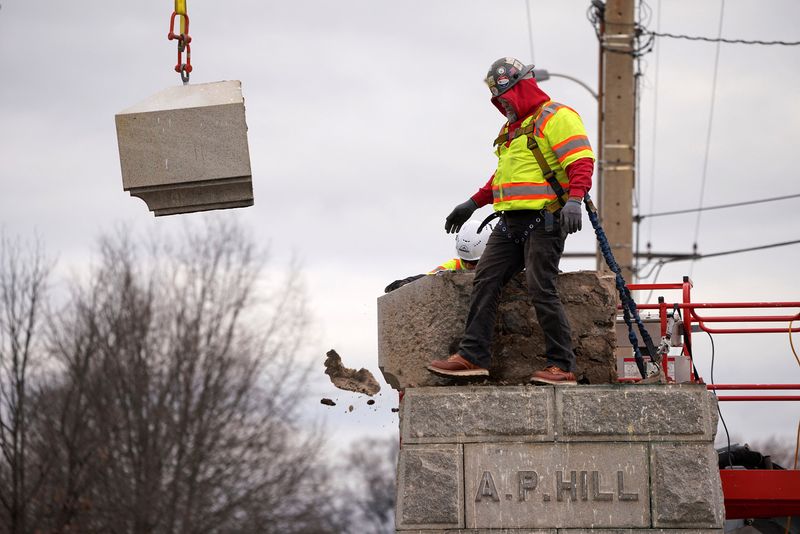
583, 195, 659, 379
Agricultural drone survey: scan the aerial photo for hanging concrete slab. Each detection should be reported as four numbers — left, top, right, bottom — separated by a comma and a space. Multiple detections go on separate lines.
115, 80, 253, 216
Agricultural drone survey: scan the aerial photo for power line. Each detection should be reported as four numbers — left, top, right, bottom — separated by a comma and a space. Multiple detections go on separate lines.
635, 192, 800, 221
525, 0, 535, 64
633, 0, 655, 278
690, 0, 726, 276
662, 239, 800, 264
645, 30, 800, 46
645, 0, 662, 247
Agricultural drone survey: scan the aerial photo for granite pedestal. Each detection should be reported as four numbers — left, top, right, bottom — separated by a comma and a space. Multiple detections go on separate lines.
396, 385, 723, 533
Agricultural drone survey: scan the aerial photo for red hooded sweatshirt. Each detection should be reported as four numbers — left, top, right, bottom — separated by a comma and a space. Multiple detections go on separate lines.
471, 78, 594, 207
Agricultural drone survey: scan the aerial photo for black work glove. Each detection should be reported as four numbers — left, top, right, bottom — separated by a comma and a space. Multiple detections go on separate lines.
560, 198, 583, 234
384, 274, 425, 293
445, 199, 478, 234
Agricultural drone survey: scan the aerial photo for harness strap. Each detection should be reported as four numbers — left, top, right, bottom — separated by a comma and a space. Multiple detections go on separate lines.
492, 105, 569, 214
493, 122, 535, 147
526, 134, 570, 211
477, 211, 502, 234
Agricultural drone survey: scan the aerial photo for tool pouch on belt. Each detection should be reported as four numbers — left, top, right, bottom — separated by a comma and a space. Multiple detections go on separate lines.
478, 210, 556, 244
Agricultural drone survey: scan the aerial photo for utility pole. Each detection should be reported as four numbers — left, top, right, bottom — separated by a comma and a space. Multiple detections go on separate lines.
598, 0, 636, 280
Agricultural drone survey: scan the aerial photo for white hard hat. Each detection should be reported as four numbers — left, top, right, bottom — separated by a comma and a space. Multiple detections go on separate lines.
455, 219, 493, 261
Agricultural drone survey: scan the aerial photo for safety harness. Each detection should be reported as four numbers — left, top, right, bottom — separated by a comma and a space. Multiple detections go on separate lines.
478, 126, 568, 237
479, 119, 659, 379
493, 124, 571, 212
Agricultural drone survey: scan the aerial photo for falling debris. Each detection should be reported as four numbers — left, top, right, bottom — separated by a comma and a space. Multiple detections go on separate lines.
367, 399, 375, 406
324, 349, 381, 396
348, 405, 354, 412
320, 398, 336, 407
391, 408, 399, 413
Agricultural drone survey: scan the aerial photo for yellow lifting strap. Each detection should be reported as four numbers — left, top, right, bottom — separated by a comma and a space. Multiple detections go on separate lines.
175, 0, 187, 33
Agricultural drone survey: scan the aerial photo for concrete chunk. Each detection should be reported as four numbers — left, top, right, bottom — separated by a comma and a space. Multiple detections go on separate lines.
115, 80, 253, 216
378, 271, 617, 390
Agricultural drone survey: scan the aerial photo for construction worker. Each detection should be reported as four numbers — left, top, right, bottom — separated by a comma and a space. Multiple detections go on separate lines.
428, 219, 493, 274
384, 219, 492, 293
427, 57, 594, 385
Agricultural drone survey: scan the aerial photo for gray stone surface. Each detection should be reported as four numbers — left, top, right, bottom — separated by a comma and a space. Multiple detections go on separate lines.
556, 385, 718, 441
464, 443, 650, 529
115, 80, 253, 216
650, 444, 724, 528
379, 271, 617, 390
561, 530, 722, 533
401, 386, 553, 444
402, 530, 555, 533
397, 444, 464, 530
401, 532, 720, 534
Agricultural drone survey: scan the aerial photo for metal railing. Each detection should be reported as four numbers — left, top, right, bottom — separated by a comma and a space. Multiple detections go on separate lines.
622, 277, 800, 401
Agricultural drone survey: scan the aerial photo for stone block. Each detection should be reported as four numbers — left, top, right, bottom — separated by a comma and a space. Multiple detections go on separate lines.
397, 444, 464, 530
402, 530, 555, 534
401, 386, 553, 444
115, 80, 253, 216
650, 444, 724, 528
561, 530, 721, 533
378, 271, 617, 390
464, 443, 650, 529
556, 385, 718, 441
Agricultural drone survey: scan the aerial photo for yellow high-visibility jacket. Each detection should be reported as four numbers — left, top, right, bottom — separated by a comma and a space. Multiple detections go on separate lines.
428, 258, 473, 274
492, 101, 594, 211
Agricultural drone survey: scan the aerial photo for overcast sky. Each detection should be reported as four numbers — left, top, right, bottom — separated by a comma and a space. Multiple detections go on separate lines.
1, 0, 799, 450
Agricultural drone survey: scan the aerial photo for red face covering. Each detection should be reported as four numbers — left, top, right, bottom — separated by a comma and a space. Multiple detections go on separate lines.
491, 78, 550, 130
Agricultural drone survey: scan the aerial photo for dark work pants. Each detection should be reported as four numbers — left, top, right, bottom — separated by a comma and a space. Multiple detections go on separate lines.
457, 210, 576, 372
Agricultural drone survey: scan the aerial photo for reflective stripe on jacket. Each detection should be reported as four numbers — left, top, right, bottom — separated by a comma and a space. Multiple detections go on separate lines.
492, 101, 594, 211
428, 258, 467, 274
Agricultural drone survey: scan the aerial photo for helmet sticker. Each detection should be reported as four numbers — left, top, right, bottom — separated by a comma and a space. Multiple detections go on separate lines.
487, 58, 531, 95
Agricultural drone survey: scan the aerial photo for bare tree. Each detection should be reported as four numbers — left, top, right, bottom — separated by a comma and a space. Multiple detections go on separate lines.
29, 220, 350, 533
344, 436, 398, 534
748, 435, 799, 469
0, 236, 51, 534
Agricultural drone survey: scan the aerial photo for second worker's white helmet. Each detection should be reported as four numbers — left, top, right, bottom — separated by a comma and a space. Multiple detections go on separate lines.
455, 219, 493, 262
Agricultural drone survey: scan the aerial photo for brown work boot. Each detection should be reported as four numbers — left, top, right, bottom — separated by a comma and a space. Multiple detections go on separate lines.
427, 354, 489, 378
529, 365, 577, 385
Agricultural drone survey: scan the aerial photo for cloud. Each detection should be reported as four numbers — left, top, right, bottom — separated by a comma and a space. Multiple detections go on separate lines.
1, 0, 798, 445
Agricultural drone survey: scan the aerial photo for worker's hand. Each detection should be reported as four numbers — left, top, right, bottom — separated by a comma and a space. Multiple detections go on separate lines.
384, 274, 426, 293
384, 279, 406, 293
445, 199, 478, 234
560, 198, 583, 234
